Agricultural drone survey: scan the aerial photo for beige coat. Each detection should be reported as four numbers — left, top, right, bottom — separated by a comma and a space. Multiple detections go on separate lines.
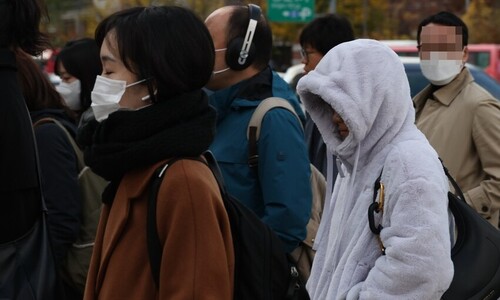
414, 68, 500, 227
84, 158, 234, 300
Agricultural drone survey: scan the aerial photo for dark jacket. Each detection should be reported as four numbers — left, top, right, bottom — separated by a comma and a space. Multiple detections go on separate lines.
208, 67, 312, 252
31, 109, 81, 266
0, 48, 40, 243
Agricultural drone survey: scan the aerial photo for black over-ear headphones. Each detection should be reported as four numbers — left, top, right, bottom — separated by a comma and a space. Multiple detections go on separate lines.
226, 4, 261, 71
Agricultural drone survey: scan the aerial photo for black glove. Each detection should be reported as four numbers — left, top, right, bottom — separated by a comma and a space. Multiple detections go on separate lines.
0, 0, 13, 47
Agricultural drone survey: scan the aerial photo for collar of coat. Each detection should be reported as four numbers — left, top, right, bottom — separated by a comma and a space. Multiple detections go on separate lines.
416, 68, 474, 108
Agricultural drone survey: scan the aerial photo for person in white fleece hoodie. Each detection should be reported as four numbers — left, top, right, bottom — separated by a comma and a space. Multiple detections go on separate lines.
296, 39, 454, 300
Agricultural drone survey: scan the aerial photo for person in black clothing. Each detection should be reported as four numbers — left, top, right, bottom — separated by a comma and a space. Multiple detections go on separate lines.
1, 1, 68, 298
16, 50, 82, 299
299, 13, 355, 179
0, 0, 50, 243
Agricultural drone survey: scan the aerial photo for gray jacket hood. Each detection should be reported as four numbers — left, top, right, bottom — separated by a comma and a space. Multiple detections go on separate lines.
297, 39, 415, 171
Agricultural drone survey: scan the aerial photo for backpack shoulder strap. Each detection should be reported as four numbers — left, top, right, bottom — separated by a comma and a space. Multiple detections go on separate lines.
33, 117, 84, 171
439, 158, 466, 201
203, 150, 229, 193
147, 161, 168, 289
247, 97, 303, 168
247, 97, 303, 141
147, 155, 211, 288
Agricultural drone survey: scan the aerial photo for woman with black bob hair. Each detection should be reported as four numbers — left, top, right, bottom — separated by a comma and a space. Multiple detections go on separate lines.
55, 38, 102, 129
80, 6, 234, 300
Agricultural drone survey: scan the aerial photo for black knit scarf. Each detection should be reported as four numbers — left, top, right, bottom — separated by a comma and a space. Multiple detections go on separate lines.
78, 90, 216, 203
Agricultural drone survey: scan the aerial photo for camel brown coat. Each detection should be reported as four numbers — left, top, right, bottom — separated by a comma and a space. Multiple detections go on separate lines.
414, 68, 500, 227
83, 158, 234, 300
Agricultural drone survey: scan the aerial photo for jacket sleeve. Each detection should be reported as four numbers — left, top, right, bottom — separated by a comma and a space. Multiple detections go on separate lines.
466, 100, 500, 217
35, 123, 82, 266
157, 161, 234, 299
258, 108, 312, 253
355, 159, 454, 299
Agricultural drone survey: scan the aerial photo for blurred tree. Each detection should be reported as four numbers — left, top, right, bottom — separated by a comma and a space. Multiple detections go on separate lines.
40, 0, 499, 70
462, 0, 500, 43
335, 0, 393, 39
387, 0, 467, 40
42, 0, 98, 47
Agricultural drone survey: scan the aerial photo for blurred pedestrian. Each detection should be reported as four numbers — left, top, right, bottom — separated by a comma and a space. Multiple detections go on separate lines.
55, 38, 102, 131
16, 49, 82, 299
1, 0, 64, 298
205, 3, 312, 254
297, 39, 453, 299
299, 13, 355, 179
0, 0, 50, 244
413, 11, 500, 228
79, 6, 234, 299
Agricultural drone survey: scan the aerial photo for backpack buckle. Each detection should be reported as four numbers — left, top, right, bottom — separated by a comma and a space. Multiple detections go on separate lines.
248, 154, 259, 168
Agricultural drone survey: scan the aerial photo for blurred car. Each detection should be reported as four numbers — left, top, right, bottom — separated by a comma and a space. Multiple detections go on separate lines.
279, 57, 500, 99
402, 56, 500, 99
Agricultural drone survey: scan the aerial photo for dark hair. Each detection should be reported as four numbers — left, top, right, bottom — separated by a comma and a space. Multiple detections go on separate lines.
0, 0, 50, 55
417, 11, 468, 47
55, 38, 102, 111
227, 5, 272, 70
15, 50, 76, 119
299, 13, 354, 55
95, 6, 215, 102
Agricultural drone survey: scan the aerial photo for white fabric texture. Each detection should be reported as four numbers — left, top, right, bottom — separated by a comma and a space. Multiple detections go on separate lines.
297, 39, 454, 300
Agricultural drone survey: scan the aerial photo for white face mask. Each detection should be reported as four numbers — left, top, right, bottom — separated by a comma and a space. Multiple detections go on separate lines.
91, 75, 146, 122
420, 52, 463, 86
56, 80, 81, 111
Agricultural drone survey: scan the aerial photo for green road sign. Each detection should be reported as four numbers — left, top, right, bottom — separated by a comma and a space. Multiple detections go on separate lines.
268, 0, 315, 23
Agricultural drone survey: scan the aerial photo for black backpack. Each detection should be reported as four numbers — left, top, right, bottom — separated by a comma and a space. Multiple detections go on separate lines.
146, 151, 309, 300
369, 162, 500, 300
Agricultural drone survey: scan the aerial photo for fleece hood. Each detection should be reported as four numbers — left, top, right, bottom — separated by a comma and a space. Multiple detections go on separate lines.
297, 39, 454, 300
297, 39, 415, 172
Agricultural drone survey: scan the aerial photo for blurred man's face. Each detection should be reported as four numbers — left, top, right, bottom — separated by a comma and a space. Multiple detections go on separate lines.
418, 24, 468, 85
419, 25, 465, 61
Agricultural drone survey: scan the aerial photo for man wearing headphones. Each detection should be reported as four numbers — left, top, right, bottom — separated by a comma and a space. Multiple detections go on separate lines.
205, 4, 312, 254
